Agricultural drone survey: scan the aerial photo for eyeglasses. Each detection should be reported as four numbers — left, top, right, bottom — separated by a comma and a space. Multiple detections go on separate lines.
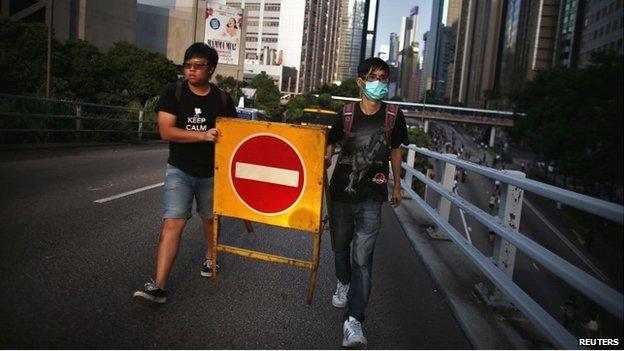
183, 62, 209, 70
365, 74, 389, 83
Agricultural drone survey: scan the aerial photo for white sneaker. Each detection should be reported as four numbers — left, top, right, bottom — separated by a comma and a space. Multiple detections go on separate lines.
342, 316, 367, 348
332, 280, 349, 308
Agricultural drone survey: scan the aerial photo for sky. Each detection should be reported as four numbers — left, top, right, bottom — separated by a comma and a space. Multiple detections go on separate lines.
374, 0, 432, 56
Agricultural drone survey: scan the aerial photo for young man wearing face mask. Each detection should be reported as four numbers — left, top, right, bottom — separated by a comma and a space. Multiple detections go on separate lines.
325, 57, 408, 348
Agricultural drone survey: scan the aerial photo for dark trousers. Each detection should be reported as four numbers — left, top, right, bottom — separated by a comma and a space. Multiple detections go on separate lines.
330, 200, 382, 323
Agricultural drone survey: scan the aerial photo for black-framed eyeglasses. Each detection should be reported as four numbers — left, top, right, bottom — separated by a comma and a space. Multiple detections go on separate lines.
184, 62, 209, 70
365, 74, 389, 83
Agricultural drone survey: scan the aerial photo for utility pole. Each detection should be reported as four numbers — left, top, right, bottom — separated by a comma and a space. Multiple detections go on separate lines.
46, 0, 54, 98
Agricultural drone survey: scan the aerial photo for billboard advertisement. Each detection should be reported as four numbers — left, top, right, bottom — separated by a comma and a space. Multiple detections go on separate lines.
204, 2, 243, 65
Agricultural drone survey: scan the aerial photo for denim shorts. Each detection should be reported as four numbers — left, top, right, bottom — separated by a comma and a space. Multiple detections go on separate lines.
162, 164, 214, 219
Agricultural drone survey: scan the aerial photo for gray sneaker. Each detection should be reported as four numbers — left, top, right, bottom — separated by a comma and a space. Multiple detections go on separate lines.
332, 280, 349, 308
342, 316, 367, 348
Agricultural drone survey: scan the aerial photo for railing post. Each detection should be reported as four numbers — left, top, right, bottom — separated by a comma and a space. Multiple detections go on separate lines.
423, 120, 429, 133
75, 104, 82, 142
138, 110, 144, 141
427, 154, 457, 240
402, 145, 416, 198
489, 126, 496, 147
475, 170, 526, 307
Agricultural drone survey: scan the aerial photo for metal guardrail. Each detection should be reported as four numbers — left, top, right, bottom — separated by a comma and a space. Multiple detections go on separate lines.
307, 93, 521, 117
0, 94, 158, 143
398, 144, 624, 349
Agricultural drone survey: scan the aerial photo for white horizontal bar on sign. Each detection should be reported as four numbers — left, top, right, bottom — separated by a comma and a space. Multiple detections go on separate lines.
235, 162, 299, 187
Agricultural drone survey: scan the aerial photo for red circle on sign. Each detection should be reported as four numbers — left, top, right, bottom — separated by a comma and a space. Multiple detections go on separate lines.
230, 134, 305, 214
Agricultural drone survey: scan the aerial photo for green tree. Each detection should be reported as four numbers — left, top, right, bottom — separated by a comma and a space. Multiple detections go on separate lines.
54, 39, 106, 101
317, 93, 333, 109
249, 71, 281, 119
101, 41, 178, 105
284, 93, 315, 122
214, 74, 247, 104
334, 78, 360, 97
0, 18, 52, 95
513, 51, 623, 194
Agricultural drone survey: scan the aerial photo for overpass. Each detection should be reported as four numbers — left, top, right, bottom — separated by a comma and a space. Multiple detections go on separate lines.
305, 95, 517, 146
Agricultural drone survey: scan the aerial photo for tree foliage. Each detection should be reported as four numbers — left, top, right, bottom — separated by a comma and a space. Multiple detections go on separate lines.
512, 51, 623, 191
0, 18, 178, 106
249, 72, 281, 119
214, 74, 247, 104
0, 18, 51, 95
311, 78, 360, 98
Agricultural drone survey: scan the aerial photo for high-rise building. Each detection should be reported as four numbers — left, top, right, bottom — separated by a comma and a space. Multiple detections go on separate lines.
388, 32, 400, 65
447, 0, 505, 107
3, 0, 136, 52
336, 0, 366, 82
434, 25, 453, 101
399, 6, 419, 52
397, 6, 419, 99
421, 0, 466, 101
402, 41, 421, 102
421, 0, 444, 99
224, 0, 339, 92
137, 0, 207, 65
554, 0, 585, 68
579, 0, 623, 66
496, 0, 559, 103
298, 0, 341, 92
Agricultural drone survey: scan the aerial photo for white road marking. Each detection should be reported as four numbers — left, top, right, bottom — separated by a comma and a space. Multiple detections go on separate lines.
524, 199, 608, 281
94, 182, 164, 203
459, 208, 472, 245
532, 262, 540, 271
235, 162, 299, 187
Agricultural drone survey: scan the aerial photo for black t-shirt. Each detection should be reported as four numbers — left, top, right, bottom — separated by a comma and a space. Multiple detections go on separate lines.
328, 102, 409, 203
155, 82, 237, 177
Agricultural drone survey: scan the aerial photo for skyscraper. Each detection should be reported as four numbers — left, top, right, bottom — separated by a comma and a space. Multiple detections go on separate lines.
447, 0, 505, 107
388, 32, 399, 65
496, 0, 559, 103
399, 6, 419, 52
336, 0, 366, 82
579, 0, 623, 66
397, 6, 419, 98
225, 0, 340, 92
298, 0, 341, 91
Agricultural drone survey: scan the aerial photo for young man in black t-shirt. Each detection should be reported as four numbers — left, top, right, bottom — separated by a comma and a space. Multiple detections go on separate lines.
325, 58, 408, 348
133, 43, 236, 304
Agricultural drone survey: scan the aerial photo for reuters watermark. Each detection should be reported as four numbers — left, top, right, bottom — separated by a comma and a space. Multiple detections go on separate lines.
578, 338, 620, 347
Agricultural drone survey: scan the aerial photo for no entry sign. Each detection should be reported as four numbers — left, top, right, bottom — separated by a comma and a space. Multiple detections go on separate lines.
230, 134, 305, 214
213, 118, 327, 232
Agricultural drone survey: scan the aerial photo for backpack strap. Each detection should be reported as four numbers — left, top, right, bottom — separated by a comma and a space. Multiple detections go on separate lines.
175, 81, 184, 104
385, 103, 398, 143
340, 102, 356, 145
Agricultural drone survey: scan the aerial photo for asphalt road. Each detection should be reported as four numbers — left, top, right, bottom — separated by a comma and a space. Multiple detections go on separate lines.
0, 144, 470, 349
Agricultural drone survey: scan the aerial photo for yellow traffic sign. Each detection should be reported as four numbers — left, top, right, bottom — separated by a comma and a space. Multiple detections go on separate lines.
213, 118, 327, 233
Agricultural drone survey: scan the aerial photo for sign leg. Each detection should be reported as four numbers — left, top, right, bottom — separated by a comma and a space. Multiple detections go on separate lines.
306, 231, 322, 304
212, 214, 220, 281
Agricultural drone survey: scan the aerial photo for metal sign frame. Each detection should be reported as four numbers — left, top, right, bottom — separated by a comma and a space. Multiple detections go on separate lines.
211, 118, 327, 304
